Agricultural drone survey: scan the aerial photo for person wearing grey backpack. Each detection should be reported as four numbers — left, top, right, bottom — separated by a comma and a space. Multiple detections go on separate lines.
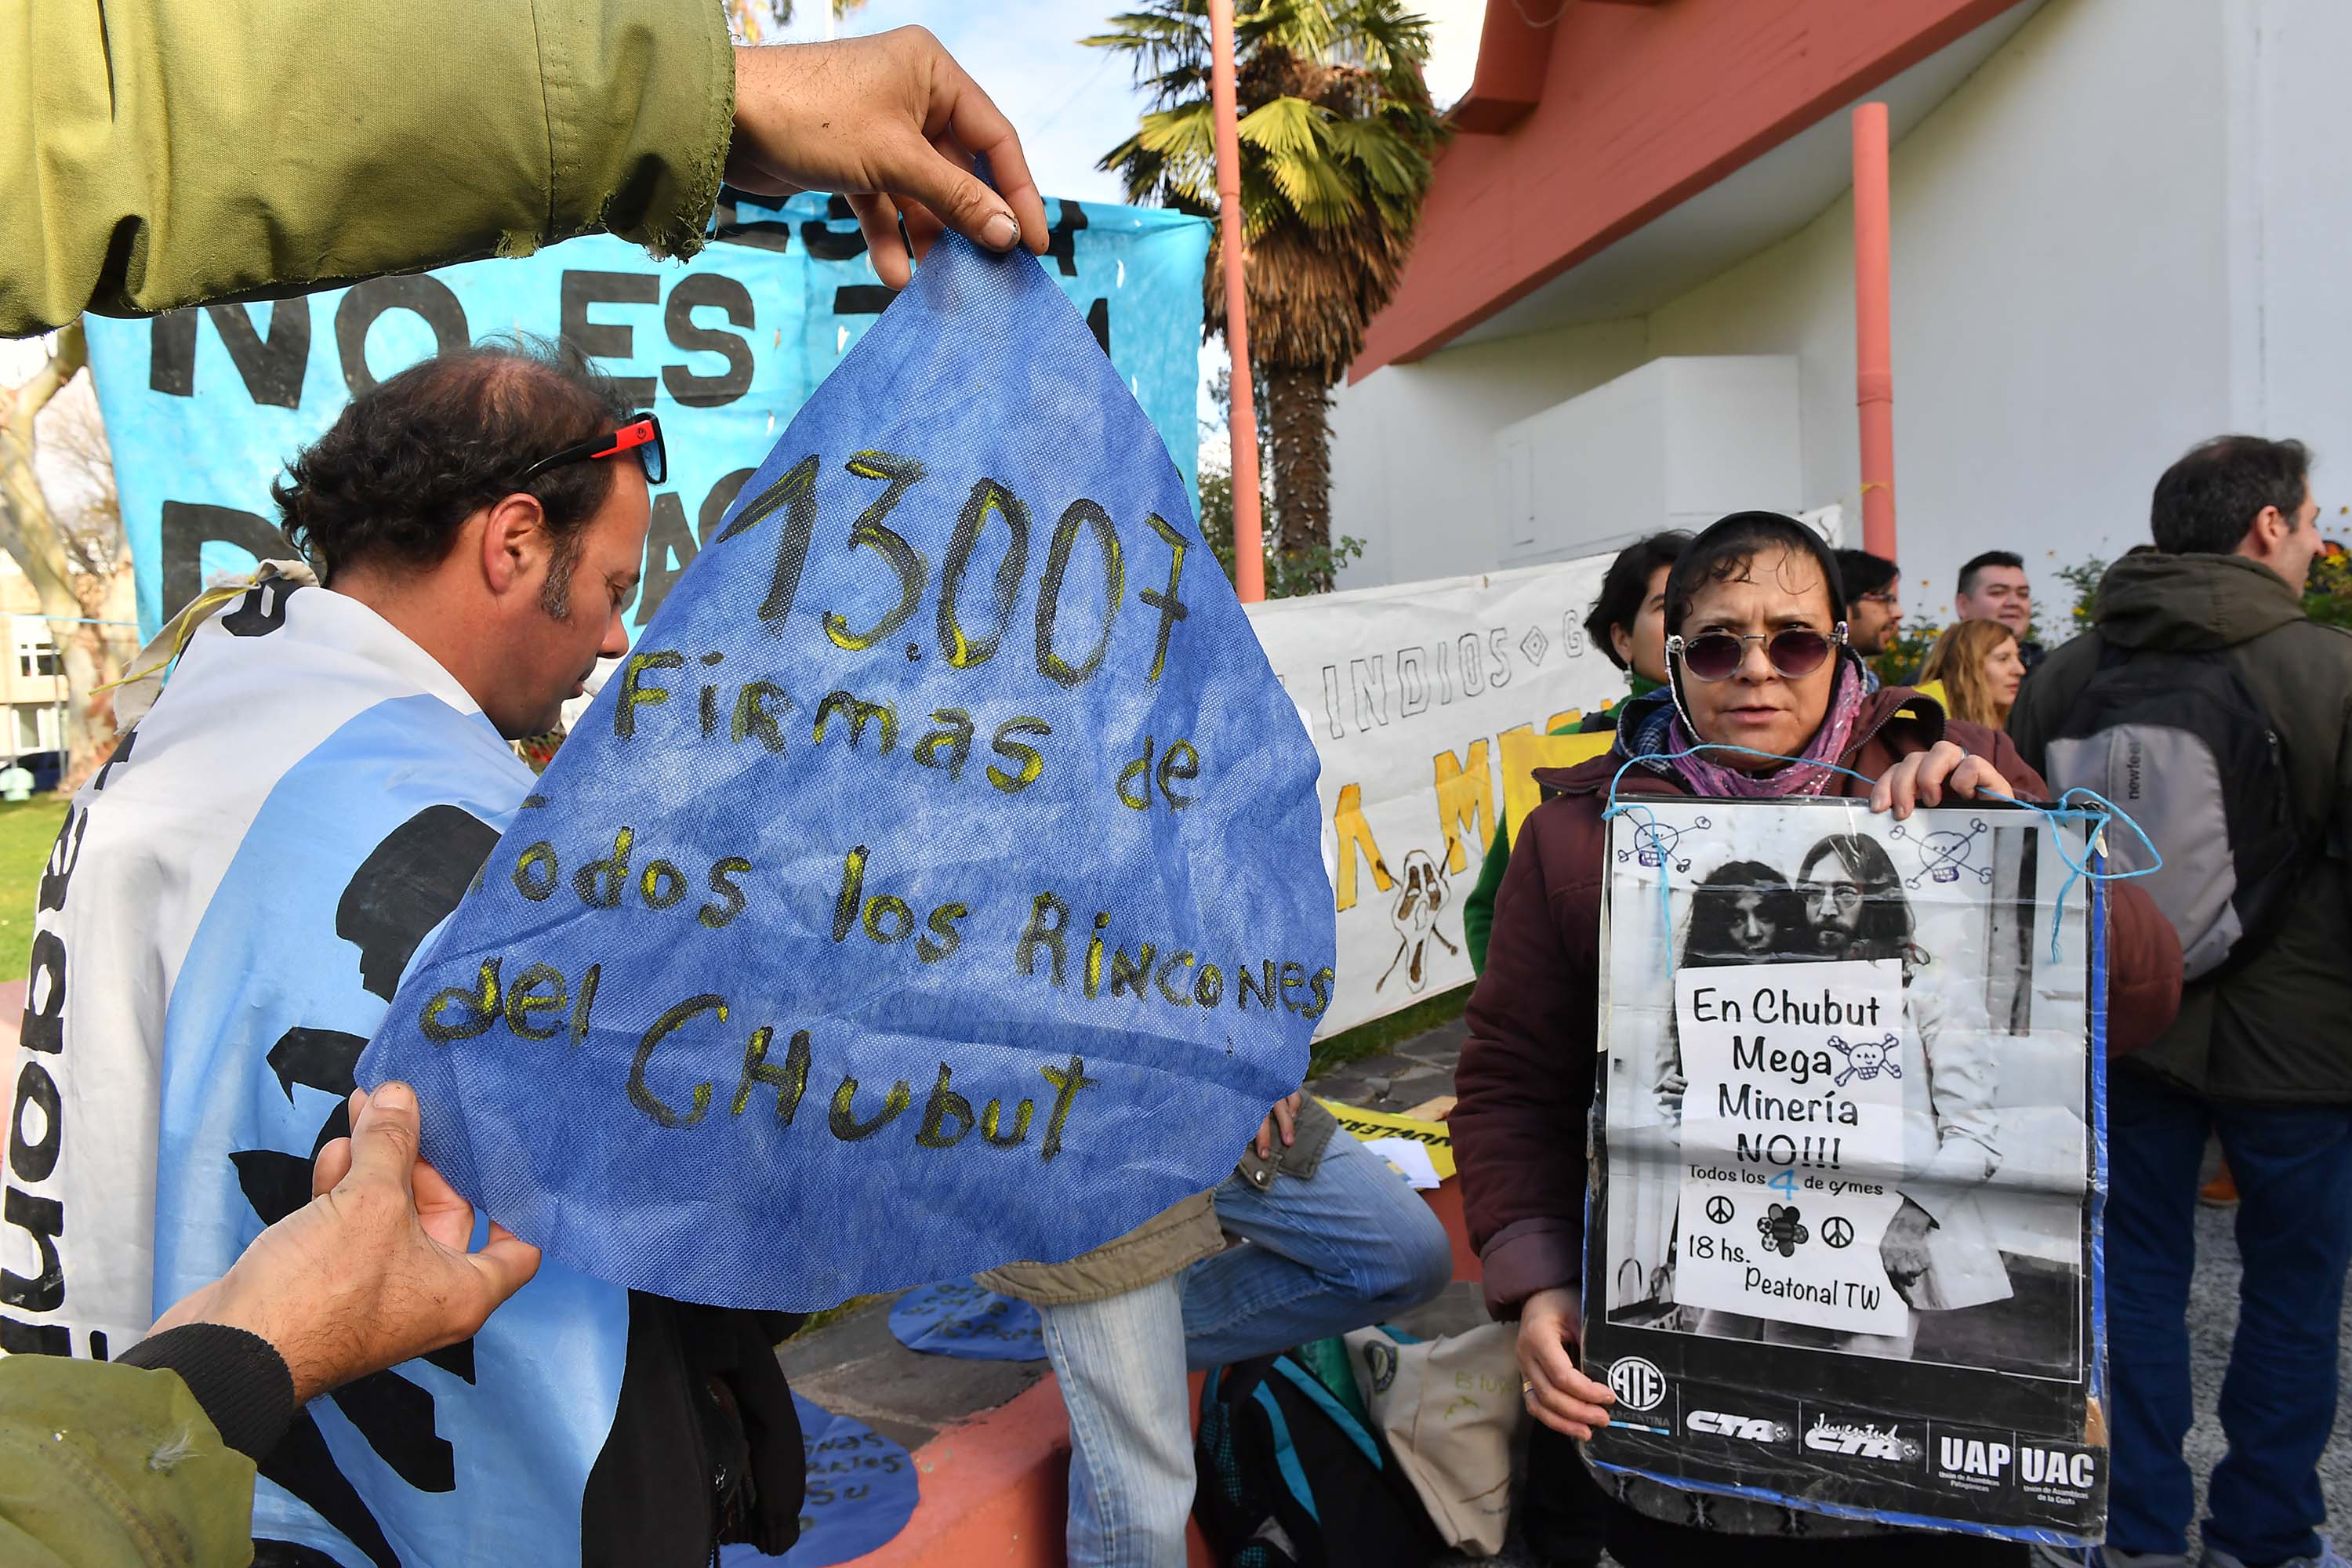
2010, 434, 2352, 1568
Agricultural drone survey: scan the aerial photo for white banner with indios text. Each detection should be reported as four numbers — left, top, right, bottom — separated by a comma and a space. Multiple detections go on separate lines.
1247, 558, 1626, 1038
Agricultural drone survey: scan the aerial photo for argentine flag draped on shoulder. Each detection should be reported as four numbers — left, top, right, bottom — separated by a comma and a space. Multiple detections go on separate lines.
1, 562, 633, 1563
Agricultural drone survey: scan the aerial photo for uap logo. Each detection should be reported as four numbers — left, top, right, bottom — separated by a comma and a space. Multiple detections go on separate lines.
1890, 816, 1991, 888
1827, 1031, 1904, 1088
1617, 815, 1710, 873
1607, 1356, 1667, 1412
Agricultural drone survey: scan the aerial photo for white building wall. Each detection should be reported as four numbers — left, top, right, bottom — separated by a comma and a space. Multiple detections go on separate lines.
2234, 0, 2352, 500
1327, 320, 1649, 587
1329, 0, 2336, 627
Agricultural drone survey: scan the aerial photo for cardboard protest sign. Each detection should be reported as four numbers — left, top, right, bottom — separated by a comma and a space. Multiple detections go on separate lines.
357, 235, 1331, 1312
1583, 799, 2108, 1543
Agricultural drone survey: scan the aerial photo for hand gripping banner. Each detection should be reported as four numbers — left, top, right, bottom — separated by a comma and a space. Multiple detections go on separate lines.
358, 236, 1331, 1312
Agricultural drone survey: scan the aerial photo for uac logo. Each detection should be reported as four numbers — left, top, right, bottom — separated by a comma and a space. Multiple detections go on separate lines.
1825, 1031, 1903, 1087
1890, 817, 1991, 887
1617, 815, 1709, 873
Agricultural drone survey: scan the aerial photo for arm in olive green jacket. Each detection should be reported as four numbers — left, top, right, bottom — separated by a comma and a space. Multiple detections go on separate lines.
0, 1356, 256, 1568
3, 0, 735, 338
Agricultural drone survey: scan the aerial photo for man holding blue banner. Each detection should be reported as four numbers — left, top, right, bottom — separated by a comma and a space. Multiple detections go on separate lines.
2, 3, 1083, 1559
13, 338, 822, 1565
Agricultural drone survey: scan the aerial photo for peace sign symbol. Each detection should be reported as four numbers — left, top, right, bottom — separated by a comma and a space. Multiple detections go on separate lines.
1824, 1216, 1856, 1250
1705, 1196, 1735, 1225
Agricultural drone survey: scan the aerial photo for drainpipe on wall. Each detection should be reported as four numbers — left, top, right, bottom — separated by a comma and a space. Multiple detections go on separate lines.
1853, 103, 1897, 561
1209, 0, 1266, 604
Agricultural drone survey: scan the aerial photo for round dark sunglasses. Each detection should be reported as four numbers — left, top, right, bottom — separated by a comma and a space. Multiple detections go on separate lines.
1668, 624, 1849, 682
517, 412, 666, 488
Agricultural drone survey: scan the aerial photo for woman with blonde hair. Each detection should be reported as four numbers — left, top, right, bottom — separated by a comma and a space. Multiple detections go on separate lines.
1919, 616, 2027, 728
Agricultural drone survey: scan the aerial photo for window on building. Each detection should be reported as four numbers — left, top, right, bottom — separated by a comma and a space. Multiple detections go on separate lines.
13, 626, 59, 680
13, 704, 47, 753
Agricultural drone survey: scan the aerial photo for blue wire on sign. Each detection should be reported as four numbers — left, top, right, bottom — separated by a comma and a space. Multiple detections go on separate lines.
1599, 745, 2164, 971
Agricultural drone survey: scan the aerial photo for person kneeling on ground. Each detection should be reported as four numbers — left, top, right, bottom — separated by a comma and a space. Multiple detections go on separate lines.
1454, 511, 2183, 1568
978, 1092, 1453, 1568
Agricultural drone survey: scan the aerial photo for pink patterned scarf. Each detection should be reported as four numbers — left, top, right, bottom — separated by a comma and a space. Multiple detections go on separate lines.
1663, 655, 1867, 798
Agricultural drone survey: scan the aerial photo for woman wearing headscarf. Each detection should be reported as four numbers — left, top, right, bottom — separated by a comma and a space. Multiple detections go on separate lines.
1453, 512, 2184, 1566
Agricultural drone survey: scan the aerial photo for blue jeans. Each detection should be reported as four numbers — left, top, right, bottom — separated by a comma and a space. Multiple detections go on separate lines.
2105, 1068, 2352, 1566
1037, 1128, 1454, 1568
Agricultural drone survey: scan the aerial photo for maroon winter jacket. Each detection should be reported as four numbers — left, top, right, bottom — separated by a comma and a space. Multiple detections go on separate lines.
1452, 687, 2184, 1319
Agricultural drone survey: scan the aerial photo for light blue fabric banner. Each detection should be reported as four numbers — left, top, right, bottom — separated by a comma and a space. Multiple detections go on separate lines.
82, 193, 1208, 641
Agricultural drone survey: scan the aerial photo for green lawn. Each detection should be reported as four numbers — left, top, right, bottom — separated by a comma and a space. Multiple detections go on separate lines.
0, 797, 67, 981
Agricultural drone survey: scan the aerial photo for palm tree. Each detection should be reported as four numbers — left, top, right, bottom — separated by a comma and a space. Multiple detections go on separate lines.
1087, 0, 1444, 589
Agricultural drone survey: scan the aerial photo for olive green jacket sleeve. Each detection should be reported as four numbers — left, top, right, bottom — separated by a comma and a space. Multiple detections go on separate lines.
3, 0, 736, 338
0, 1356, 256, 1568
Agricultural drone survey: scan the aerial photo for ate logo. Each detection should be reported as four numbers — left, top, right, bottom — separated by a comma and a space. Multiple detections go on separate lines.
1688, 1410, 1788, 1443
1607, 1357, 1666, 1412
1803, 1416, 1918, 1464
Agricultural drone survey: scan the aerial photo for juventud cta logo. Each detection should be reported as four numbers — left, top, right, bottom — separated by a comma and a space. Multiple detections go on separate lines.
1803, 1417, 1918, 1463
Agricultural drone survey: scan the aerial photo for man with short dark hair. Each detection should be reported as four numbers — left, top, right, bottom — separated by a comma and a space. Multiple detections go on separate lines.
2013, 434, 2352, 1568
1835, 549, 1904, 658
1955, 549, 2045, 669
9, 341, 807, 1564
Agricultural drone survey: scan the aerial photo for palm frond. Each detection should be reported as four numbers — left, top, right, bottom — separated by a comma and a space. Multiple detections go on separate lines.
1234, 96, 1328, 161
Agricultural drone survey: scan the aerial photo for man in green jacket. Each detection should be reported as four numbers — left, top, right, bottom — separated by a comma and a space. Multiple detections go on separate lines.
2010, 435, 2352, 1568
4, 2, 1051, 339
1461, 532, 1685, 973
0, 1083, 540, 1568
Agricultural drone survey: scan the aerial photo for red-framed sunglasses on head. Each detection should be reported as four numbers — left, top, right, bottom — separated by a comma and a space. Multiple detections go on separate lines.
518, 412, 667, 488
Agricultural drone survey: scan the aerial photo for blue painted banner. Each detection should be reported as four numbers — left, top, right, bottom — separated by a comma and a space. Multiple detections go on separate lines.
357, 234, 1332, 1312
82, 193, 1209, 641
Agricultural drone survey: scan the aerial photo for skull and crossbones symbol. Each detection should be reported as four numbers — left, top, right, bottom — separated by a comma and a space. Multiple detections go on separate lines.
1617, 815, 1710, 873
1890, 816, 1992, 888
1826, 1031, 1904, 1087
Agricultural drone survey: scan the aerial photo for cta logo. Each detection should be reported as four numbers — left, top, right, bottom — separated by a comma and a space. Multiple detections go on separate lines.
1689, 1410, 1789, 1443
1607, 1357, 1666, 1412
1804, 1415, 1919, 1464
